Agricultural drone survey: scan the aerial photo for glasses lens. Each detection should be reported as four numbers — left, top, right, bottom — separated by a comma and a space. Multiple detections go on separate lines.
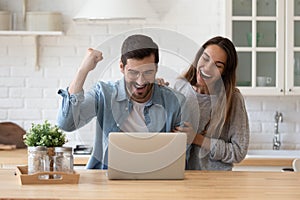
127, 70, 155, 79
128, 70, 139, 79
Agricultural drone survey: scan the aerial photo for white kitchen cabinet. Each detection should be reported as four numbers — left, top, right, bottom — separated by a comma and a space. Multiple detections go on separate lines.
226, 0, 300, 95
286, 0, 300, 95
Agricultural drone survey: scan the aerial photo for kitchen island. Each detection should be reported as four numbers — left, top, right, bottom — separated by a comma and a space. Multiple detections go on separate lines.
0, 169, 300, 199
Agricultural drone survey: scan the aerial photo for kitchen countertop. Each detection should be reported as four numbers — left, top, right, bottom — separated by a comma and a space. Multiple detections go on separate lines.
0, 169, 300, 199
235, 157, 294, 167
235, 150, 300, 167
2, 149, 299, 168
0, 149, 89, 167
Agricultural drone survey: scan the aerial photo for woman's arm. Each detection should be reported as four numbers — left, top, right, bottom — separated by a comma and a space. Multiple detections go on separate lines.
208, 92, 249, 163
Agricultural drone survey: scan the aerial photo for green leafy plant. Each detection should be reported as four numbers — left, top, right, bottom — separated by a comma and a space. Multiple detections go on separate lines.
24, 120, 67, 147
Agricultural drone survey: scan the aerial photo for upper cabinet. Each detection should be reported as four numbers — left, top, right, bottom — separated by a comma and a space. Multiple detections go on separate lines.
226, 0, 300, 95
286, 0, 300, 95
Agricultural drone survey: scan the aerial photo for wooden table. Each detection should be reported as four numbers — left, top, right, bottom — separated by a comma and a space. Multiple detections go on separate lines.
0, 169, 300, 199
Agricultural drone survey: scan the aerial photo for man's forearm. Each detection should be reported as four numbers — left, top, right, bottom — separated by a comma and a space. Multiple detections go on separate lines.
68, 68, 89, 94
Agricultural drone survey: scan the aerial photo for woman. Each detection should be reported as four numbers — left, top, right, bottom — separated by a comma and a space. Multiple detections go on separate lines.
175, 36, 249, 170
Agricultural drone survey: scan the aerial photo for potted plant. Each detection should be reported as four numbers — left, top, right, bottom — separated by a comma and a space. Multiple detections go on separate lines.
23, 120, 67, 173
24, 120, 66, 147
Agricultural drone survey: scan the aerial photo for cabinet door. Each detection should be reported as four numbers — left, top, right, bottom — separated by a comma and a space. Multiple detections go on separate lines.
286, 0, 300, 95
226, 0, 285, 95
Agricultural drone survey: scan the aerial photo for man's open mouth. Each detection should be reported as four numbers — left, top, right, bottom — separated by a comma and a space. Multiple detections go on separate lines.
134, 83, 147, 89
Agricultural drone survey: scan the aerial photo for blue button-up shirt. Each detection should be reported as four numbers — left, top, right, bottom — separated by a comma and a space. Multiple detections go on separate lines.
57, 78, 186, 169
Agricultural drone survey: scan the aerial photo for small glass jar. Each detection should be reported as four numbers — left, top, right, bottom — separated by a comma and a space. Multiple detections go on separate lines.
53, 147, 73, 179
27, 146, 49, 179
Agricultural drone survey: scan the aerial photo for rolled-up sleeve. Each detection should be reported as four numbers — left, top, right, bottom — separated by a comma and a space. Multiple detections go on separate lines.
57, 87, 94, 132
57, 88, 84, 116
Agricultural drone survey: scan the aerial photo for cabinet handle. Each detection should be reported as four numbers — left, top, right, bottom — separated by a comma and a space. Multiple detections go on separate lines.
280, 89, 283, 92
289, 88, 292, 92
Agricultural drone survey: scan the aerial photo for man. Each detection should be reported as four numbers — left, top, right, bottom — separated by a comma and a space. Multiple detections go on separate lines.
57, 34, 186, 169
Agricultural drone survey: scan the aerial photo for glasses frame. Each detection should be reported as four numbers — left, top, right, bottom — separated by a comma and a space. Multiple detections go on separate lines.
126, 69, 156, 80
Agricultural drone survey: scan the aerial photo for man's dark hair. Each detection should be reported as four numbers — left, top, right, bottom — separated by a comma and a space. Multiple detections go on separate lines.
121, 34, 159, 66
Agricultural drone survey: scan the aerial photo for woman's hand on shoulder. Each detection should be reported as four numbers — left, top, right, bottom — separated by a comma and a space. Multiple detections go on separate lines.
156, 78, 169, 86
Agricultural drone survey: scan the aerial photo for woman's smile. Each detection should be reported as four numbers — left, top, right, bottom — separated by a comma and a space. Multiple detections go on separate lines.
200, 69, 212, 79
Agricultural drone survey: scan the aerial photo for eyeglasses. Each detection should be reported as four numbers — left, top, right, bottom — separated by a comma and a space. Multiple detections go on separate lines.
127, 69, 156, 79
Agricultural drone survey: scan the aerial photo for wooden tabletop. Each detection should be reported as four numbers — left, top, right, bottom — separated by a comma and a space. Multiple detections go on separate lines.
0, 169, 300, 199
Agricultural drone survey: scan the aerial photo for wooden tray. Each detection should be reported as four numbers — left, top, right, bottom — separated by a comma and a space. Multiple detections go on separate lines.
16, 165, 80, 185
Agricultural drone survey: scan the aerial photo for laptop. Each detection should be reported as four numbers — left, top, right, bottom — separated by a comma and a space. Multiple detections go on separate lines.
107, 132, 187, 180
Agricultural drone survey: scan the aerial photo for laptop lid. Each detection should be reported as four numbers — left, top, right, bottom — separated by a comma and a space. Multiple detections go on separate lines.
107, 132, 187, 180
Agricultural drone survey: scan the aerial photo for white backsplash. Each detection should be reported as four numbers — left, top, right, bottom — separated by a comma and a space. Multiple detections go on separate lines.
245, 96, 300, 150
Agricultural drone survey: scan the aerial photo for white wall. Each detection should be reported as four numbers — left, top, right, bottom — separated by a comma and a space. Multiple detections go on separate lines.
0, 0, 299, 150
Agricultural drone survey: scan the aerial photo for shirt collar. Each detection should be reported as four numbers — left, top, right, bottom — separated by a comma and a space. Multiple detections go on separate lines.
150, 84, 163, 106
115, 78, 128, 102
